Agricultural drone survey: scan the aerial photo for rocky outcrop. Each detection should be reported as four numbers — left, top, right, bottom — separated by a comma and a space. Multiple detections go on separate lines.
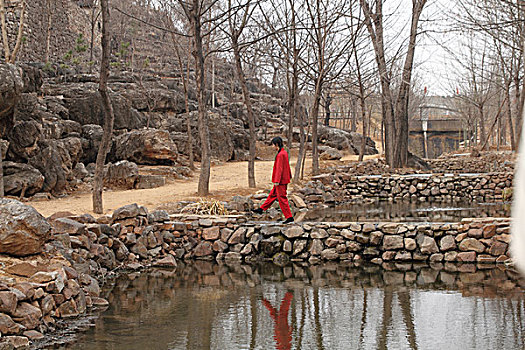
0, 199, 51, 256
112, 129, 177, 165
28, 139, 82, 195
317, 125, 378, 155
104, 160, 139, 189
63, 88, 146, 130
319, 146, 343, 160
3, 162, 45, 197
0, 64, 23, 138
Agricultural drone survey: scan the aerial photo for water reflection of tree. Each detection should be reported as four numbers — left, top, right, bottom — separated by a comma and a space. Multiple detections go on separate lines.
377, 288, 417, 350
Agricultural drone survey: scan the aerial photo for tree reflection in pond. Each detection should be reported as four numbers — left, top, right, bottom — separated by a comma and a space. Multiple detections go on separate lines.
60, 262, 525, 350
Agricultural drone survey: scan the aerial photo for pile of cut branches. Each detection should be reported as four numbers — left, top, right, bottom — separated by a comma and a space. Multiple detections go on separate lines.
180, 198, 229, 215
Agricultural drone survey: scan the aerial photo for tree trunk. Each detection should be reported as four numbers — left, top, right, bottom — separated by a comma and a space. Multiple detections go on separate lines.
294, 104, 306, 183
185, 50, 194, 170
361, 0, 426, 168
392, 0, 426, 167
45, 0, 52, 63
0, 0, 10, 61
92, 0, 114, 214
191, 4, 211, 196
323, 93, 331, 126
0, 146, 3, 197
506, 83, 516, 150
351, 97, 357, 132
311, 79, 322, 175
9, 0, 25, 63
232, 35, 256, 188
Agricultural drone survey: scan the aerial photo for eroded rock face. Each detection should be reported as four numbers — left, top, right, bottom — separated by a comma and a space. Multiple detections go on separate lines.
104, 160, 139, 189
0, 64, 23, 138
64, 89, 145, 130
318, 125, 377, 155
112, 129, 177, 165
28, 140, 71, 195
7, 120, 42, 161
0, 199, 51, 256
3, 162, 45, 197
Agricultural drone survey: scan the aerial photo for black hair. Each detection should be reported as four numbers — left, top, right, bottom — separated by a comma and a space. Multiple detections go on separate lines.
271, 136, 284, 150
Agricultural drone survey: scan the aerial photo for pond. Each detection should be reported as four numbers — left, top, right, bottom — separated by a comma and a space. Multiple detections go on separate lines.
45, 261, 525, 350
301, 201, 511, 223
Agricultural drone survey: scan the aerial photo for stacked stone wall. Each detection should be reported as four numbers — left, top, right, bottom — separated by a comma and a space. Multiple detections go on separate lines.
301, 172, 513, 206
0, 201, 514, 346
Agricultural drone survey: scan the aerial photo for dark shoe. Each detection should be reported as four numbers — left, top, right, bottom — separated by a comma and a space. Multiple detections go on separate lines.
283, 217, 294, 224
252, 208, 263, 214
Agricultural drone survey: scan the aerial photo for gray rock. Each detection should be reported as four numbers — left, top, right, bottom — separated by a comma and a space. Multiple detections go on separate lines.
135, 174, 165, 189
104, 160, 138, 189
0, 64, 23, 138
3, 162, 44, 197
112, 129, 177, 165
0, 199, 51, 256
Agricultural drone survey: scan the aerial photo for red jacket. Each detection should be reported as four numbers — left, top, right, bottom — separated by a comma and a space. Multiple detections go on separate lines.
272, 148, 292, 184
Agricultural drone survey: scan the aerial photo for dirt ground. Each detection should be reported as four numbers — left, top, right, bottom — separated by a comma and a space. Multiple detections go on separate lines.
27, 151, 380, 218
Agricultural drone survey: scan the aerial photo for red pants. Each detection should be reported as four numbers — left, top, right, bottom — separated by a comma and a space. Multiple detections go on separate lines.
261, 184, 292, 219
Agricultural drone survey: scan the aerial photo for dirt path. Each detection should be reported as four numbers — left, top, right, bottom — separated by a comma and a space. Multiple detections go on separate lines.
28, 157, 311, 217
27, 151, 380, 218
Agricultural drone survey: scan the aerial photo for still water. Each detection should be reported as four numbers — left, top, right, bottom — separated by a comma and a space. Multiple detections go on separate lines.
302, 201, 511, 223
58, 262, 525, 350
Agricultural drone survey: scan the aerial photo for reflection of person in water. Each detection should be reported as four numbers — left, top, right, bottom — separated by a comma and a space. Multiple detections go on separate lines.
262, 292, 293, 350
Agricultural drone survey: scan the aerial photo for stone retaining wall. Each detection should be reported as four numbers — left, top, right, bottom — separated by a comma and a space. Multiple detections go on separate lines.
301, 172, 513, 206
328, 152, 515, 176
0, 201, 514, 347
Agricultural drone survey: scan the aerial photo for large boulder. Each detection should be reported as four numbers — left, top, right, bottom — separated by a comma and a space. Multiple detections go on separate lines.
19, 63, 44, 93
80, 124, 104, 164
104, 160, 139, 189
1, 140, 7, 160
6, 120, 42, 161
0, 199, 51, 256
63, 89, 146, 130
112, 128, 177, 165
319, 146, 343, 160
318, 126, 378, 155
28, 139, 81, 195
0, 64, 23, 138
3, 162, 45, 197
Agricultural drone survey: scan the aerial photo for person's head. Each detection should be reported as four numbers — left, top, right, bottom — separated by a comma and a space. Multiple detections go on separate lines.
271, 136, 283, 151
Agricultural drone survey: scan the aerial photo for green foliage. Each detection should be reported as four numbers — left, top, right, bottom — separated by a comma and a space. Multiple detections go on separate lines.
110, 61, 121, 68
59, 63, 69, 69
143, 57, 150, 68
43, 62, 55, 72
502, 188, 513, 201
75, 33, 87, 53
63, 50, 73, 61
119, 41, 130, 58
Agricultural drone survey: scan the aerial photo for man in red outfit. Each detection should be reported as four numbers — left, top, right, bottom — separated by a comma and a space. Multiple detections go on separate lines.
252, 136, 294, 223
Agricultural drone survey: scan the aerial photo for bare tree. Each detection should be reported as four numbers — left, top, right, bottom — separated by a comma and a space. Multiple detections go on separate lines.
89, 0, 101, 69
92, 0, 115, 214
176, 0, 214, 195
0, 0, 26, 63
452, 0, 525, 149
360, 0, 428, 168
304, 0, 353, 175
260, 0, 306, 181
226, 0, 257, 187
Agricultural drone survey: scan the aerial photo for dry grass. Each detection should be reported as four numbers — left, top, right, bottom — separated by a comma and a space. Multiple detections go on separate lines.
180, 198, 229, 215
